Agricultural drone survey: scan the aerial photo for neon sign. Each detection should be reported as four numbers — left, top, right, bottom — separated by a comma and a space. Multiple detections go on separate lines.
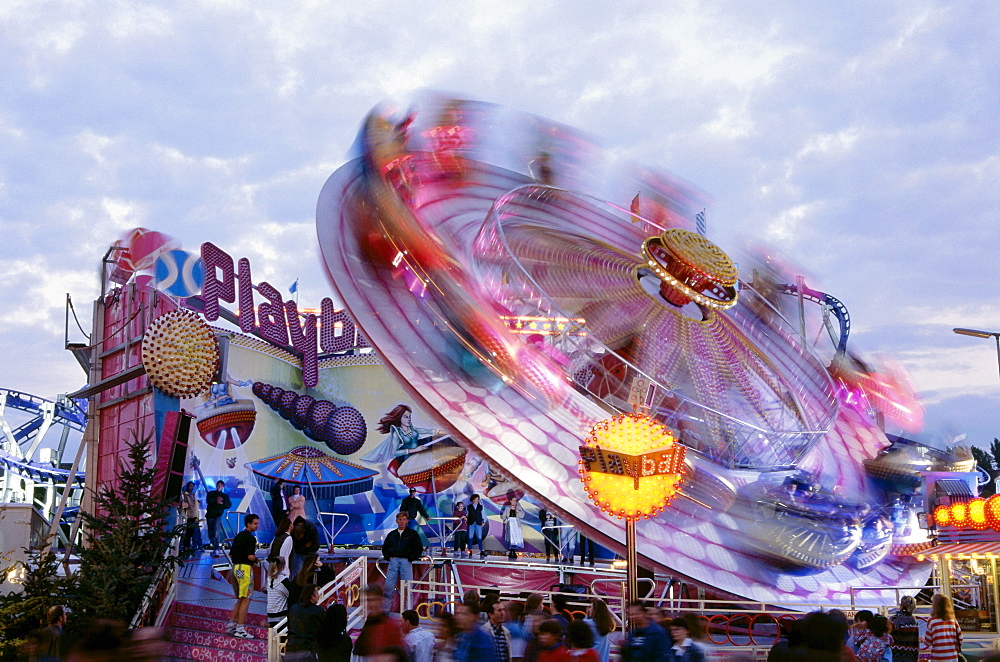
200, 242, 367, 387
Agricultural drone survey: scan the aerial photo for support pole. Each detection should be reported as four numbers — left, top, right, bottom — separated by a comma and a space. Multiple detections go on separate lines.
626, 518, 637, 630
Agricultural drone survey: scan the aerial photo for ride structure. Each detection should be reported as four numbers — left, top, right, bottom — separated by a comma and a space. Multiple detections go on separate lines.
316, 94, 937, 606
0, 389, 86, 542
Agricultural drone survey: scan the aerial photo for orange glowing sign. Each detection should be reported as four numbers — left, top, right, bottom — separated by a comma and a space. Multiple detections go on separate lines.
578, 411, 685, 521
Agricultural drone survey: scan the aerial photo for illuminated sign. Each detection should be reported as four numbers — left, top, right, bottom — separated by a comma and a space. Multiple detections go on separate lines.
579, 444, 686, 490
200, 242, 367, 387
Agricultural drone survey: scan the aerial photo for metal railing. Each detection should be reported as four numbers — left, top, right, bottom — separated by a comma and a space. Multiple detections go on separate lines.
269, 555, 368, 658
128, 528, 184, 630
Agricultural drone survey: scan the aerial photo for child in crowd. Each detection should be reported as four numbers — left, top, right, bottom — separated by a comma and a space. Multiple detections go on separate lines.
452, 501, 468, 557
537, 619, 571, 662
567, 620, 598, 662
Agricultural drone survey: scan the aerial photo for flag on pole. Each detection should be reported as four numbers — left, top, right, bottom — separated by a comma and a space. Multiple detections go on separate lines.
289, 279, 299, 294
695, 209, 707, 237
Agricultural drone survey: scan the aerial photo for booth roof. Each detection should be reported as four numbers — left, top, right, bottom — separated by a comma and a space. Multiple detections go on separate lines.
914, 540, 1000, 560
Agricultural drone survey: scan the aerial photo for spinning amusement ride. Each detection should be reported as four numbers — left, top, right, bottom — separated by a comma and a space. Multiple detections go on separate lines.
317, 95, 938, 606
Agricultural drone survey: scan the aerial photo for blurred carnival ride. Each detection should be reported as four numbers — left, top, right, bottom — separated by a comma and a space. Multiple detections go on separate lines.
317, 93, 944, 605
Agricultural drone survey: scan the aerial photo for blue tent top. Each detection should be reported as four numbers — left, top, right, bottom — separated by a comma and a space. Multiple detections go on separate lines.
246, 446, 377, 498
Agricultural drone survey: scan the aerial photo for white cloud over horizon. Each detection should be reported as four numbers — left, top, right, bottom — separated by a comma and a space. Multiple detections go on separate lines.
1, 1, 998, 447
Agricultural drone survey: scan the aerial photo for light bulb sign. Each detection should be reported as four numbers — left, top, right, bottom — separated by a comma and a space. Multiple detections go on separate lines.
199, 242, 369, 388
578, 411, 686, 521
579, 444, 686, 490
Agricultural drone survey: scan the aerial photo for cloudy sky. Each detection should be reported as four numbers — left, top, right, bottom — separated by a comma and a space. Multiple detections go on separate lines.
1, 2, 997, 449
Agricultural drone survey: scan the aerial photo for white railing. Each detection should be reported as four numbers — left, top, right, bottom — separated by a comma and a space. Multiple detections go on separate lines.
269, 555, 368, 658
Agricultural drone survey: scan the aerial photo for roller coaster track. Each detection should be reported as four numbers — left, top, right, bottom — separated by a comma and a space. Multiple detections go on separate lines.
776, 283, 851, 356
0, 388, 87, 496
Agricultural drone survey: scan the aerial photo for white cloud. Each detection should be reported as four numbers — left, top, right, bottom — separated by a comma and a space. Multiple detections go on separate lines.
0, 0, 996, 447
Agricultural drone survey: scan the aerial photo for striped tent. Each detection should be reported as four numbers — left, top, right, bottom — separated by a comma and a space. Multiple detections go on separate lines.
246, 446, 377, 499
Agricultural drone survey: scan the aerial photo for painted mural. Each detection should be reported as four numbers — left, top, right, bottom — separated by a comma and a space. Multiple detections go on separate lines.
180, 335, 566, 556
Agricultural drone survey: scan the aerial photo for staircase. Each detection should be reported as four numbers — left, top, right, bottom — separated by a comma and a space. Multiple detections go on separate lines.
164, 601, 269, 661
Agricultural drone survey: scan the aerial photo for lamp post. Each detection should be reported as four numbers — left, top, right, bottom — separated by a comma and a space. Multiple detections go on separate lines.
953, 328, 1000, 385
578, 411, 685, 627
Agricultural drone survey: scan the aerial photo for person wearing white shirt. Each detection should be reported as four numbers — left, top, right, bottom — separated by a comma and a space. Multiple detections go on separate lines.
667, 617, 706, 662
402, 609, 436, 662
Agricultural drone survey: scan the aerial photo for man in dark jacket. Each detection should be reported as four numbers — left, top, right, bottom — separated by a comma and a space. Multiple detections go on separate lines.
400, 488, 429, 529
467, 493, 487, 557
381, 511, 423, 612
291, 516, 320, 576
205, 480, 232, 556
270, 478, 287, 527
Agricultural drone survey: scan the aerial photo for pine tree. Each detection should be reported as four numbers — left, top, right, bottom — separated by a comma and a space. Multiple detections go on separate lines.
73, 428, 181, 627
990, 438, 1000, 473
0, 543, 75, 659
972, 445, 994, 472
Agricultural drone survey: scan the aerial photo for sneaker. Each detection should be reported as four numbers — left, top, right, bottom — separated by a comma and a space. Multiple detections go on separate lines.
233, 627, 253, 639
225, 621, 236, 635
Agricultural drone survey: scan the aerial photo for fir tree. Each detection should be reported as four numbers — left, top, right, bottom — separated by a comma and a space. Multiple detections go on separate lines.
73, 428, 181, 627
0, 543, 75, 660
991, 438, 1000, 472
971, 445, 994, 472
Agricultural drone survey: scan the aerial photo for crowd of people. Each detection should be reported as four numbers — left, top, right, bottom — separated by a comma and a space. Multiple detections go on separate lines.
346, 586, 619, 662
766, 594, 964, 662
23, 477, 979, 661
184, 480, 978, 662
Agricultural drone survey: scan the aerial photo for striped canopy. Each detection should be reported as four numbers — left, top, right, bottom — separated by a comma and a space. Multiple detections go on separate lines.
246, 445, 377, 498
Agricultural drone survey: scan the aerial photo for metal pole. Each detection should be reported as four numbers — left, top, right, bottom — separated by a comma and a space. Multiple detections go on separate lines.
994, 335, 1000, 385
626, 518, 637, 630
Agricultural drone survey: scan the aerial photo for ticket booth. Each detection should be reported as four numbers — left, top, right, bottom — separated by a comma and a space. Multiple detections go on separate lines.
917, 543, 1000, 633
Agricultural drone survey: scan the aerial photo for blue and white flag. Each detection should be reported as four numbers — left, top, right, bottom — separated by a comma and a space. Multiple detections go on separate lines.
695, 209, 707, 237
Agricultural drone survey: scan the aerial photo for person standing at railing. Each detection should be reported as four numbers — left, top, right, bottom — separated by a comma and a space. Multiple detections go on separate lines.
226, 513, 260, 640
453, 501, 469, 557
501, 494, 525, 560
540, 508, 559, 563
468, 494, 488, 558
287, 484, 307, 524
205, 480, 232, 557
923, 594, 962, 662
180, 481, 200, 557
401, 487, 430, 532
270, 478, 287, 527
381, 511, 423, 613
889, 596, 920, 662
